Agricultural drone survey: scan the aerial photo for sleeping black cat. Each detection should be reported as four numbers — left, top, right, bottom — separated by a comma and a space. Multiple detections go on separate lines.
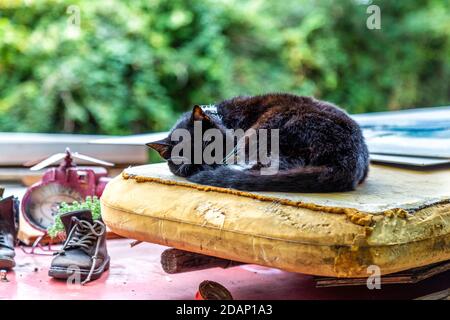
147, 93, 369, 192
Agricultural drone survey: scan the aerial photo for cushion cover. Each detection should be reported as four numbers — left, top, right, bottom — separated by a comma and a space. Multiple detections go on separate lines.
101, 163, 450, 277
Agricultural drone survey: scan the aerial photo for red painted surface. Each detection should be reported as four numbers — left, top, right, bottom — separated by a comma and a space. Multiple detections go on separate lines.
0, 239, 448, 300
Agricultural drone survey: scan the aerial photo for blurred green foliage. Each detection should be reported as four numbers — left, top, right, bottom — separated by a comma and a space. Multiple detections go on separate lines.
0, 0, 449, 134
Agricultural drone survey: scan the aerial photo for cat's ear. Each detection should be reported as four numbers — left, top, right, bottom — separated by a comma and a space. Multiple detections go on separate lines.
191, 105, 210, 122
146, 139, 171, 160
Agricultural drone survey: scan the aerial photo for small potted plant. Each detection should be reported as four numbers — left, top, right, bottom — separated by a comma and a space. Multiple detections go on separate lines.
47, 196, 102, 241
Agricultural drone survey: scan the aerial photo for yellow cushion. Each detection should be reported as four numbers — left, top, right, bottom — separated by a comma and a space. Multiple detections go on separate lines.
101, 163, 450, 278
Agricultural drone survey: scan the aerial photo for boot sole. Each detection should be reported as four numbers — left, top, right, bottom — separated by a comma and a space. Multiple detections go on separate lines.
48, 257, 110, 282
0, 256, 15, 270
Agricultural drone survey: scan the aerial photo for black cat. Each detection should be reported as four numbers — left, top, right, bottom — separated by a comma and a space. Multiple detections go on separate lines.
148, 93, 369, 192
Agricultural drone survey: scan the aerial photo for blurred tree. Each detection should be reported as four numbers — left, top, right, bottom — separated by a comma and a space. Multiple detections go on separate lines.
0, 0, 449, 134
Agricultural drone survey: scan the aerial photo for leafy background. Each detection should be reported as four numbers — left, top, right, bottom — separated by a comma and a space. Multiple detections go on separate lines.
0, 0, 449, 135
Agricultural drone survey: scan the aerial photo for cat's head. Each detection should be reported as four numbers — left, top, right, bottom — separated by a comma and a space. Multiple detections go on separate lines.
147, 105, 223, 177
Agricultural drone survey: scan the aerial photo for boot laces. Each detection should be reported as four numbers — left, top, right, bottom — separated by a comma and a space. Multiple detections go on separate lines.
59, 217, 106, 285
0, 221, 8, 245
63, 218, 105, 251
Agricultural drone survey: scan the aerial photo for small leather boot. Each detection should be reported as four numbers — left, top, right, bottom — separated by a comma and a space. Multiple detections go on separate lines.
48, 210, 109, 284
0, 196, 18, 270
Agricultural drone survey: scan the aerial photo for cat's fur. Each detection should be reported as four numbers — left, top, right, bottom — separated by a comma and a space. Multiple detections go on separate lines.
147, 93, 369, 192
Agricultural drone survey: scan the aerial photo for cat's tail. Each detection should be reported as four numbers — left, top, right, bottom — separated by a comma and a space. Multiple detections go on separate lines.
186, 165, 357, 193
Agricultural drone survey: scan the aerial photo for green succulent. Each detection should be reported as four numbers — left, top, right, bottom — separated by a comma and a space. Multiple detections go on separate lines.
47, 196, 101, 238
